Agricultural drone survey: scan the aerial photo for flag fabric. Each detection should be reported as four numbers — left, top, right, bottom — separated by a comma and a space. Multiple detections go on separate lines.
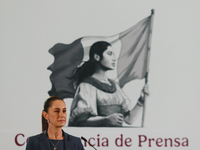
48, 15, 152, 99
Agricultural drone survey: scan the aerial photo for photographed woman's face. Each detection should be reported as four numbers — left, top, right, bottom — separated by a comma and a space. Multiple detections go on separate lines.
100, 46, 116, 70
45, 100, 67, 128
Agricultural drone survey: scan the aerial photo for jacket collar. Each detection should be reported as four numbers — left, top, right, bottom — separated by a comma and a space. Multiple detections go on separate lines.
38, 130, 70, 150
38, 130, 51, 150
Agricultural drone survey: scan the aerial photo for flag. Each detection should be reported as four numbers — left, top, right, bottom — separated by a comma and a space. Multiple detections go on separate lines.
48, 13, 153, 99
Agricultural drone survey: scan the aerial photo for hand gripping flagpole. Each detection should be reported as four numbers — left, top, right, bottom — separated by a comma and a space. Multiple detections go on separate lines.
141, 9, 155, 127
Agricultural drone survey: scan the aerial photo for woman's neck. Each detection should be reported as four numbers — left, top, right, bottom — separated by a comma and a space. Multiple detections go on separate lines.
47, 126, 63, 140
92, 67, 107, 80
92, 63, 112, 84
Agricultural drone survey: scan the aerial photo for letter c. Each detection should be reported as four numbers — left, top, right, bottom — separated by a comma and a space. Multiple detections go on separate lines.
15, 133, 25, 146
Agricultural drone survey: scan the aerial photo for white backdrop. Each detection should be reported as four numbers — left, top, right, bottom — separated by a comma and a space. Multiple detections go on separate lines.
1, 1, 200, 149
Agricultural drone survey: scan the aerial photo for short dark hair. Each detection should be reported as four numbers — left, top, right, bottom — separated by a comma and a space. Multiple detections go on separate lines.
43, 96, 63, 112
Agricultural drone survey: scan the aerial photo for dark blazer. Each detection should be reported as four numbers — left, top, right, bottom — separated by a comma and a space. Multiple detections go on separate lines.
26, 130, 84, 150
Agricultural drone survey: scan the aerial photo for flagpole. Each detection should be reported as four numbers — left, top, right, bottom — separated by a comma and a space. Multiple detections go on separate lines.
141, 9, 155, 127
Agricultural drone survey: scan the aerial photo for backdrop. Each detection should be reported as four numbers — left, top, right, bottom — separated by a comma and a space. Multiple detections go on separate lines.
1, 1, 200, 149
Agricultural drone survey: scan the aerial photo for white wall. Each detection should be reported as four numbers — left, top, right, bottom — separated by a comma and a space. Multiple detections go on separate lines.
1, 1, 200, 149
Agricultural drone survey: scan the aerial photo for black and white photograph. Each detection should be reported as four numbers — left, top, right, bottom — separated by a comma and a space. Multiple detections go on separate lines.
48, 13, 153, 127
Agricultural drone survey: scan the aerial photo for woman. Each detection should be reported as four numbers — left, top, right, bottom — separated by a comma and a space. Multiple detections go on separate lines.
26, 96, 84, 150
68, 41, 149, 127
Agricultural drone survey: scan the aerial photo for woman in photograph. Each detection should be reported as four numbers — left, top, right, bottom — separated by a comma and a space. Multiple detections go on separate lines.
68, 41, 149, 127
26, 96, 84, 150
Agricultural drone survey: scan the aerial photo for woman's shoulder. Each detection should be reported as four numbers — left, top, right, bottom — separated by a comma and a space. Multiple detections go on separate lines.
65, 133, 80, 141
28, 132, 46, 141
63, 132, 83, 145
77, 80, 97, 93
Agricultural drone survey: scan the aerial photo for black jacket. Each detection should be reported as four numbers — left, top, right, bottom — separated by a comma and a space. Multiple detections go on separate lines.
26, 130, 84, 150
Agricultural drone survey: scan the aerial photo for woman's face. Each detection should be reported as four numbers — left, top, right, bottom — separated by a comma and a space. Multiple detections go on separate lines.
44, 100, 67, 128
100, 46, 116, 70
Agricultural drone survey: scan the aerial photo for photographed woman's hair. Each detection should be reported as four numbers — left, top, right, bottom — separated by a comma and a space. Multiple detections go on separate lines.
42, 96, 64, 132
73, 41, 111, 87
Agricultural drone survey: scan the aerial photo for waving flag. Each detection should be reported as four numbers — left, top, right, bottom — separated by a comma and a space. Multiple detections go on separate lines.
48, 11, 154, 99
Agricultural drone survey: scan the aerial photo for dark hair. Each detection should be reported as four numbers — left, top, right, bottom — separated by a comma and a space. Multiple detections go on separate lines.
42, 96, 64, 132
73, 41, 111, 87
